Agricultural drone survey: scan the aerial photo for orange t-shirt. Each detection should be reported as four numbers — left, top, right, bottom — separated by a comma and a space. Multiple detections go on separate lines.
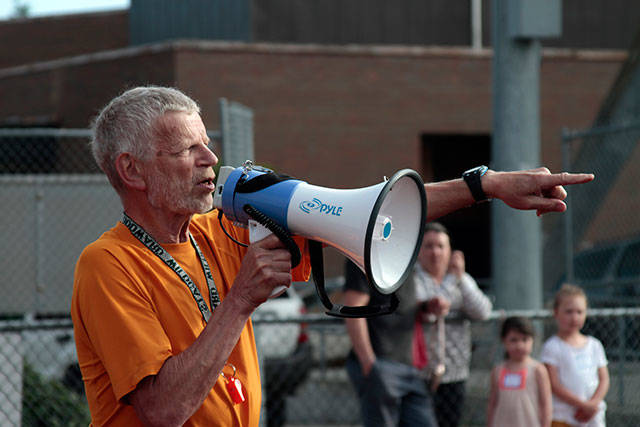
71, 210, 310, 426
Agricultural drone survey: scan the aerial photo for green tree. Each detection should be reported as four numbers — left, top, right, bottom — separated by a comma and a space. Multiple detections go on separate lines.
22, 364, 91, 427
11, 0, 30, 19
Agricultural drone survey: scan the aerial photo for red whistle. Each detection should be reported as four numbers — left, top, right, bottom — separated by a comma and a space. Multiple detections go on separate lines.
226, 376, 246, 404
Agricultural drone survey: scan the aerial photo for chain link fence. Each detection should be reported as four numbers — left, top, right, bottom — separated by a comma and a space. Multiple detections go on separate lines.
3, 309, 639, 426
558, 121, 640, 308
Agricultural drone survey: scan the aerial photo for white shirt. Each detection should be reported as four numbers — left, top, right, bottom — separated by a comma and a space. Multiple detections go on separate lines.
540, 335, 608, 426
414, 264, 492, 382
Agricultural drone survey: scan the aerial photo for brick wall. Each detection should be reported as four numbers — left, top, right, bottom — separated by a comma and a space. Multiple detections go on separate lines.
0, 11, 128, 69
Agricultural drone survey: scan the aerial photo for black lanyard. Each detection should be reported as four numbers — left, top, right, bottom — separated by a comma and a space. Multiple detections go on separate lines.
122, 213, 220, 323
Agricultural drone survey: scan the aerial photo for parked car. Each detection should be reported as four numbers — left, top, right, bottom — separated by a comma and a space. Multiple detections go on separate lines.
23, 325, 83, 393
0, 316, 83, 399
565, 235, 640, 307
252, 285, 313, 427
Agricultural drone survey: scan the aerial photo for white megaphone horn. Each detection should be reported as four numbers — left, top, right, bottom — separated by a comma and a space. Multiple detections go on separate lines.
212, 161, 427, 318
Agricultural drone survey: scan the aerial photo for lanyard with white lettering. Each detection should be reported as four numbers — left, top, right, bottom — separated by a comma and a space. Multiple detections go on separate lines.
121, 213, 220, 323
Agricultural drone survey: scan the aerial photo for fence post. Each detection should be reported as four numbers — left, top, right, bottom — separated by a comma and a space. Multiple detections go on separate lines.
616, 315, 626, 406
561, 128, 574, 284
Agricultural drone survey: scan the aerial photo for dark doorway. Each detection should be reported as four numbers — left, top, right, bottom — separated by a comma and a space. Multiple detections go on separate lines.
421, 133, 492, 285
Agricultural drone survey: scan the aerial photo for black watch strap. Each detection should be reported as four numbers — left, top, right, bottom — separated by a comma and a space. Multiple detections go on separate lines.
462, 165, 489, 203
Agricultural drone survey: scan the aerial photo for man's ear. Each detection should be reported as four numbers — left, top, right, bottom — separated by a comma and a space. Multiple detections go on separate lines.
115, 153, 147, 191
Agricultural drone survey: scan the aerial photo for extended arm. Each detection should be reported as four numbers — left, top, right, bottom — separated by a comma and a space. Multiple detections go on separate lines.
425, 167, 594, 221
129, 235, 292, 426
344, 290, 376, 375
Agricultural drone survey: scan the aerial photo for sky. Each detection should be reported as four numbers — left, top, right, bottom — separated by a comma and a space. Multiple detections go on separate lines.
0, 0, 129, 20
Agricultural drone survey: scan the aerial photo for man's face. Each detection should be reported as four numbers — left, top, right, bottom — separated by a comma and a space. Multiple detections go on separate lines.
418, 230, 451, 276
144, 111, 218, 214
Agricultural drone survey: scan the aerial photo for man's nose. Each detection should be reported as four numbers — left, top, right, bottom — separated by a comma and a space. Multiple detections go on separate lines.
199, 144, 218, 166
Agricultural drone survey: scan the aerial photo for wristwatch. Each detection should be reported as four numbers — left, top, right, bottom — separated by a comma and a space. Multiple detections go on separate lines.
462, 165, 489, 203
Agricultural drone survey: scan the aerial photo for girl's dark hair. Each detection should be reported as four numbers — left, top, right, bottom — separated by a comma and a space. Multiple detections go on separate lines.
500, 316, 535, 339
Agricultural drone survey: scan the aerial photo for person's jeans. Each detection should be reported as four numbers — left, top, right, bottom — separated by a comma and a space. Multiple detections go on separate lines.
346, 353, 438, 427
431, 380, 466, 427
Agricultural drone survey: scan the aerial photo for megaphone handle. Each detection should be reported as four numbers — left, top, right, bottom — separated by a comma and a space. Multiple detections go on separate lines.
308, 240, 399, 318
243, 204, 301, 268
248, 220, 287, 298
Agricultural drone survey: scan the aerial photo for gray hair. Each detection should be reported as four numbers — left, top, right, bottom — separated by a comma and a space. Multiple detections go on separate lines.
91, 86, 201, 192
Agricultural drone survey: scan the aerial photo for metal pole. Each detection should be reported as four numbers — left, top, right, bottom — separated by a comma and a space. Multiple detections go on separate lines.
491, 0, 542, 310
561, 129, 575, 284
471, 0, 483, 50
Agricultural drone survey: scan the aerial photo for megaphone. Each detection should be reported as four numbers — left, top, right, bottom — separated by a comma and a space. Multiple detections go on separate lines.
212, 161, 427, 317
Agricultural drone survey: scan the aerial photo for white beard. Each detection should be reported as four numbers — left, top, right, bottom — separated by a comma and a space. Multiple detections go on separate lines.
147, 170, 212, 214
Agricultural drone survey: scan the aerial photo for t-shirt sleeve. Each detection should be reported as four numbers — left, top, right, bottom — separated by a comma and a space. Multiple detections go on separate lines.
539, 337, 558, 365
343, 259, 370, 294
592, 337, 608, 367
74, 245, 173, 401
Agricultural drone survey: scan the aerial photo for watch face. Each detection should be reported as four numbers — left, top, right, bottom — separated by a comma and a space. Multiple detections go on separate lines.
464, 165, 487, 176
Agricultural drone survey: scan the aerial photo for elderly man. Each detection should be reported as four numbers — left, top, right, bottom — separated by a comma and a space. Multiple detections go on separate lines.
72, 86, 593, 426
71, 86, 311, 426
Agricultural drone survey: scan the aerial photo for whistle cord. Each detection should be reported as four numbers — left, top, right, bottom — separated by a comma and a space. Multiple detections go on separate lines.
217, 210, 249, 247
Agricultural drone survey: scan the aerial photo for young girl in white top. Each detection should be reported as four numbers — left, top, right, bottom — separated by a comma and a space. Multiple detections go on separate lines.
541, 284, 610, 427
487, 316, 552, 427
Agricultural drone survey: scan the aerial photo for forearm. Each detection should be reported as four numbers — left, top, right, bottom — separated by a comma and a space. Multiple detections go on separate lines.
539, 389, 552, 427
550, 383, 585, 408
458, 275, 493, 320
131, 295, 254, 426
424, 179, 474, 221
345, 317, 376, 369
589, 368, 610, 404
536, 367, 552, 427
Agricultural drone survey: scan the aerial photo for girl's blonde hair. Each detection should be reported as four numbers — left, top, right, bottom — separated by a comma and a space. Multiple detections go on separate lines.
553, 283, 588, 310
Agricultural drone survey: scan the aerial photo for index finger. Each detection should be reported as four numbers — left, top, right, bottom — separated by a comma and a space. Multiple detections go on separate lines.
540, 172, 594, 187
